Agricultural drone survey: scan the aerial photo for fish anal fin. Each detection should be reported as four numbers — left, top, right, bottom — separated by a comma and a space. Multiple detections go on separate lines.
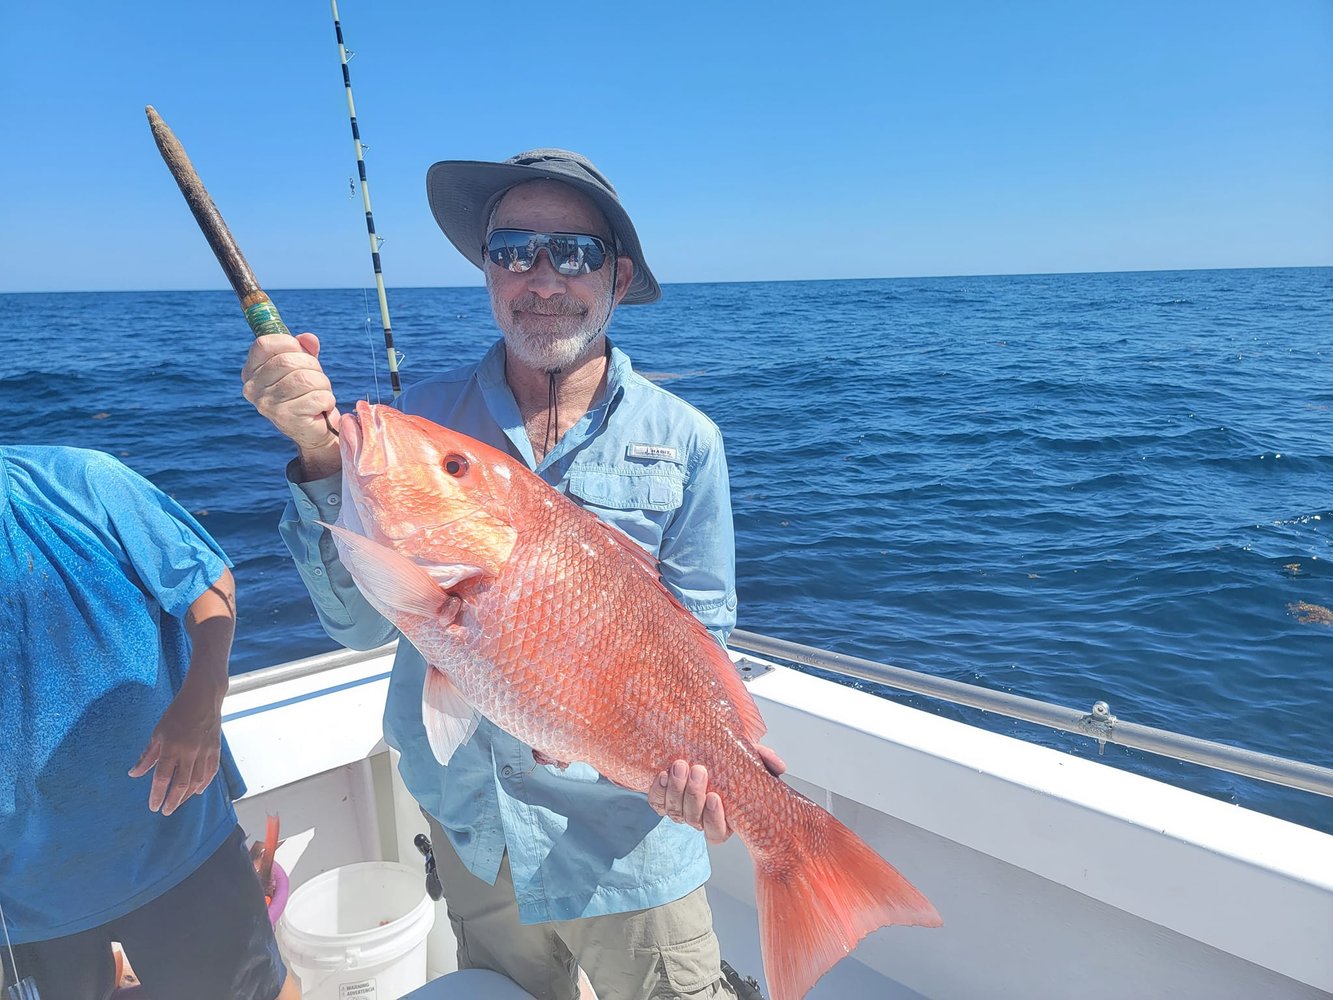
423, 667, 479, 765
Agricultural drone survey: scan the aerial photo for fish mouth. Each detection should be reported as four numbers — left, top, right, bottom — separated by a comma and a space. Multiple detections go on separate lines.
338, 403, 364, 460
341, 400, 394, 478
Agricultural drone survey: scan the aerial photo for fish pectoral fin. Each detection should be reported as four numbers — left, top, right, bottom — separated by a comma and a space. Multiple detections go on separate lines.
423, 667, 480, 765
319, 521, 453, 618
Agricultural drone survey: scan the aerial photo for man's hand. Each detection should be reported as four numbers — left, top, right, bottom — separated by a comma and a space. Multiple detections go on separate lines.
128, 681, 224, 816
241, 332, 342, 479
649, 745, 787, 844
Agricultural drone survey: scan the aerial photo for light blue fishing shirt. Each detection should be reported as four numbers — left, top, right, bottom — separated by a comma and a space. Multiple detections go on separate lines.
0, 446, 242, 943
280, 339, 737, 923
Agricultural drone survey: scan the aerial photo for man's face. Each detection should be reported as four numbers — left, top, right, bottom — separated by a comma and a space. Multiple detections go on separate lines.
485, 180, 632, 372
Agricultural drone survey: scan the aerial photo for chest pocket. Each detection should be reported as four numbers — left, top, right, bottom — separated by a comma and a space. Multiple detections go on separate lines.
566, 466, 685, 554
567, 467, 684, 512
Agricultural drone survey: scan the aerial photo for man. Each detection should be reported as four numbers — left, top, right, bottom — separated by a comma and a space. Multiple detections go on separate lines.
0, 445, 296, 1000
242, 149, 779, 1000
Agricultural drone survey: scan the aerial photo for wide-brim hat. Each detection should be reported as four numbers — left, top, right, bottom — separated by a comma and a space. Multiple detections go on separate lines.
426, 149, 661, 305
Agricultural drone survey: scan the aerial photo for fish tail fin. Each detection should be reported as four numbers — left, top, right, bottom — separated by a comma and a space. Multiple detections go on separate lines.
753, 795, 941, 1000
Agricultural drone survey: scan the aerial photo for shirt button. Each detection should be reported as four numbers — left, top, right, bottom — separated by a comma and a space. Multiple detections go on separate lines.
500, 765, 515, 778
326, 494, 341, 506
312, 567, 324, 577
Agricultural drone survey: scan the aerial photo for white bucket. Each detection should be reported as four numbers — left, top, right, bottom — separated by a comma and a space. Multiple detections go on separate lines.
278, 861, 436, 1000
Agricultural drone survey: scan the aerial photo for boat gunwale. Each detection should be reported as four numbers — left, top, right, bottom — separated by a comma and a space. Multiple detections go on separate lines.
228, 632, 1333, 799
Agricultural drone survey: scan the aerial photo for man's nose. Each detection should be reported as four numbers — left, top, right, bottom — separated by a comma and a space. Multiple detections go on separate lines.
524, 248, 568, 297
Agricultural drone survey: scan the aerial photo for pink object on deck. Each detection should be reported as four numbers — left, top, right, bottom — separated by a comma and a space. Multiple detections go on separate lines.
267, 861, 290, 926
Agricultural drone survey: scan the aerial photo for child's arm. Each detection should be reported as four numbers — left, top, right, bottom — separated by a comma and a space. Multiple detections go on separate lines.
128, 567, 236, 815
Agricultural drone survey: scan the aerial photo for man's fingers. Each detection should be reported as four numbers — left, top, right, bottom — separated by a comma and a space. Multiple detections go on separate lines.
665, 759, 689, 820
250, 362, 335, 411
650, 770, 669, 814
701, 792, 727, 844
682, 764, 709, 828
241, 333, 307, 383
757, 744, 787, 777
294, 331, 321, 357
243, 338, 331, 400
274, 383, 339, 425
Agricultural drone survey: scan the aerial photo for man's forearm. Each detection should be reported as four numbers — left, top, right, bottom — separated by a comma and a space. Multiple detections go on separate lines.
298, 440, 343, 482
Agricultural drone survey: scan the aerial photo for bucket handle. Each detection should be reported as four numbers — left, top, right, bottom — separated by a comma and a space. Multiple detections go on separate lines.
304, 944, 361, 971
295, 944, 364, 997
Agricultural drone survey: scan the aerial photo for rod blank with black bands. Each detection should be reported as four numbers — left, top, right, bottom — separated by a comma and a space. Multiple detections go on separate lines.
332, 0, 402, 399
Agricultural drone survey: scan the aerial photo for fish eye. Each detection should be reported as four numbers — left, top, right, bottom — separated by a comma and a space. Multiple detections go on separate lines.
443, 454, 469, 478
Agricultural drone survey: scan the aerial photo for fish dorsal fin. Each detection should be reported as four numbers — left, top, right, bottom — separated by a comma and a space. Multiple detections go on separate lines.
423, 668, 480, 765
584, 518, 767, 744
319, 521, 482, 618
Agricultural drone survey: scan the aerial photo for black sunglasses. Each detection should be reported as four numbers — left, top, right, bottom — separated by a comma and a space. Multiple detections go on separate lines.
485, 229, 611, 276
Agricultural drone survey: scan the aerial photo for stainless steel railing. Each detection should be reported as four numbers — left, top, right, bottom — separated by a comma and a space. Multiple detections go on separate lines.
227, 632, 1333, 799
729, 629, 1333, 799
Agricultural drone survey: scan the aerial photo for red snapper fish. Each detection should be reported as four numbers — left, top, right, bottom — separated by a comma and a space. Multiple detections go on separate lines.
324, 400, 941, 1000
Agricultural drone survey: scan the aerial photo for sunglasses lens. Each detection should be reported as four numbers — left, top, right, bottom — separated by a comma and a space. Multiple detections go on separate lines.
485, 231, 608, 275
486, 231, 535, 271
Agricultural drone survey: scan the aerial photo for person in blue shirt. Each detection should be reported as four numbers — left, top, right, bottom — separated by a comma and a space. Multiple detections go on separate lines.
242, 149, 781, 1000
0, 446, 297, 1000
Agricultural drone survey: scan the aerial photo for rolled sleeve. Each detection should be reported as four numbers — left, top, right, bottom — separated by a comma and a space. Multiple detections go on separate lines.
278, 462, 399, 650
72, 451, 231, 619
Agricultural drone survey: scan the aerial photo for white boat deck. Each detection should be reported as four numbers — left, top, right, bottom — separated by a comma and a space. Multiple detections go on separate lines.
224, 647, 1333, 1000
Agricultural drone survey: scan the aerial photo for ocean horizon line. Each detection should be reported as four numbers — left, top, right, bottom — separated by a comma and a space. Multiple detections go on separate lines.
3, 263, 1329, 297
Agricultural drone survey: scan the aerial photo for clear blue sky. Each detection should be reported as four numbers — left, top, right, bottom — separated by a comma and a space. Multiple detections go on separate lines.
3, 1, 1330, 292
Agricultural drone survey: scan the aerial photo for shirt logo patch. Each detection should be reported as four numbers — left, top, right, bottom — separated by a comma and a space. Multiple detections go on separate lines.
627, 443, 679, 463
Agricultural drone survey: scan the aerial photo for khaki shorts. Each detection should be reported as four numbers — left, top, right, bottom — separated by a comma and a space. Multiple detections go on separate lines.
424, 812, 736, 1000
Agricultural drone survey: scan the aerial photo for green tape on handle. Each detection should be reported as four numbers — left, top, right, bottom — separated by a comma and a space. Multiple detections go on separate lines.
245, 300, 291, 338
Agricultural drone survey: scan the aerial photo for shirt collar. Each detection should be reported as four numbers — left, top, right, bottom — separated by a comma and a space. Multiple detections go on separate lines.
475, 337, 631, 393
473, 337, 631, 472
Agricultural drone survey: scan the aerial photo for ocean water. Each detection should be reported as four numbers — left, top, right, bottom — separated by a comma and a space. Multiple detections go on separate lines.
4, 267, 1330, 833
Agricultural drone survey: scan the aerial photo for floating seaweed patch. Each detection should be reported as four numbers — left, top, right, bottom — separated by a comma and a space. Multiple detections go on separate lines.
1287, 601, 1333, 626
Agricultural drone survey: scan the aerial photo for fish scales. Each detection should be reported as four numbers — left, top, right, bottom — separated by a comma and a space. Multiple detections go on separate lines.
465, 491, 758, 796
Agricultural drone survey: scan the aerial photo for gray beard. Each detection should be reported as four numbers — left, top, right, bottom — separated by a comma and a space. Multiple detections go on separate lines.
501, 321, 603, 372
492, 286, 612, 371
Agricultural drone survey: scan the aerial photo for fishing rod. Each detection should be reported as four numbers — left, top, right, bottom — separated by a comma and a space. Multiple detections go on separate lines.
145, 106, 338, 437
331, 0, 402, 400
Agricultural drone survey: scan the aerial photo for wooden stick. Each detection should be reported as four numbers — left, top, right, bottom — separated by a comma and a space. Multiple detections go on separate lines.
145, 105, 290, 339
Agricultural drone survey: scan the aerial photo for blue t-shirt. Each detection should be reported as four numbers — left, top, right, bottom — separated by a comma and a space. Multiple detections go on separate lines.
0, 446, 244, 943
